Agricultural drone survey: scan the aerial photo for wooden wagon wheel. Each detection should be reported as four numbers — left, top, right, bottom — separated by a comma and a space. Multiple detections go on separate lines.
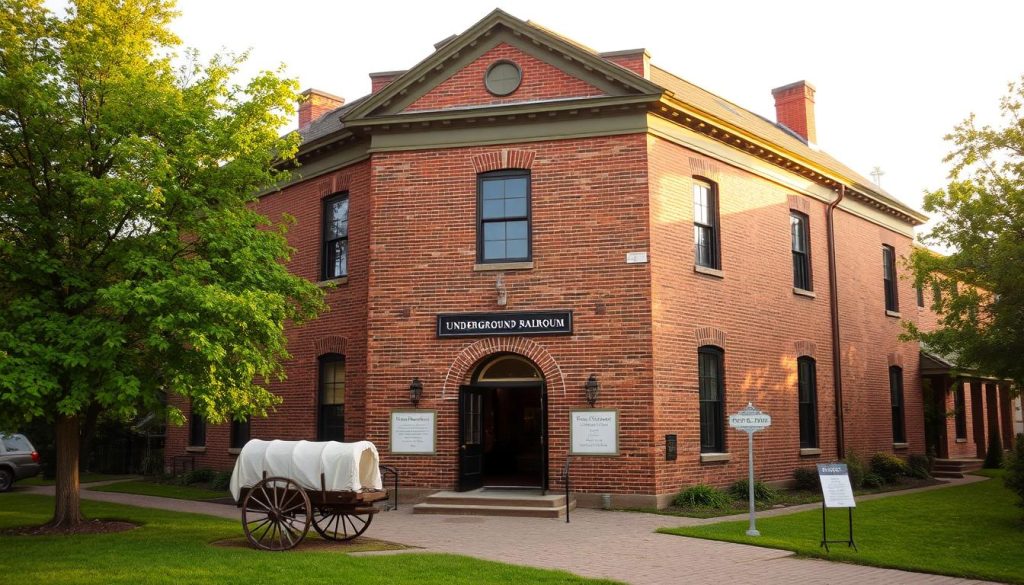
311, 508, 374, 541
241, 476, 311, 551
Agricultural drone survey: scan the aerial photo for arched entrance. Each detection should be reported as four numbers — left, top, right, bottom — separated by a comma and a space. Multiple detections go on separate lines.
458, 353, 547, 491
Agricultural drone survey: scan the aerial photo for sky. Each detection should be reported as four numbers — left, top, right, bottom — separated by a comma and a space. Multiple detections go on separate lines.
166, 0, 1024, 238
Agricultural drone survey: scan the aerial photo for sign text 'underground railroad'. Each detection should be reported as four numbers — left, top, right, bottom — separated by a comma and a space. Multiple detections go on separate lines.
437, 311, 573, 338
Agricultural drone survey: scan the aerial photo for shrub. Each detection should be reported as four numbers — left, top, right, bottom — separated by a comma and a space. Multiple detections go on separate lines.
211, 471, 232, 492
1005, 434, 1024, 508
728, 479, 779, 503
907, 454, 932, 479
843, 453, 866, 489
673, 484, 731, 509
983, 429, 1004, 469
862, 472, 885, 489
179, 468, 215, 485
870, 452, 910, 483
793, 466, 820, 491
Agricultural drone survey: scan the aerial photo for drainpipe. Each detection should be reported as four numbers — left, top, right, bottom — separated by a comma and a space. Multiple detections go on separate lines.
827, 185, 846, 460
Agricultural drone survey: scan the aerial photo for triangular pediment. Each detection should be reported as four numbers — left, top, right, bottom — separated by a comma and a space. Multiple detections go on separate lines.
344, 9, 663, 121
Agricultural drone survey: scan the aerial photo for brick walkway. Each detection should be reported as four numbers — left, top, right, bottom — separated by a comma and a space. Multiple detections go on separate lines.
22, 478, 996, 585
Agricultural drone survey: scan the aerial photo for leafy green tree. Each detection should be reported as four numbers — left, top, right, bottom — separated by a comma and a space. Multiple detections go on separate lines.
0, 0, 324, 527
909, 76, 1024, 388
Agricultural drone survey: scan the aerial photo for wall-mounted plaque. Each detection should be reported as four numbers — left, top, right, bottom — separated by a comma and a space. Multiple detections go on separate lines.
570, 409, 619, 456
437, 310, 573, 338
390, 410, 437, 455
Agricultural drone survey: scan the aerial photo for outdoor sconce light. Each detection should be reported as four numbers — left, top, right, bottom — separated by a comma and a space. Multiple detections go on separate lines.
584, 374, 600, 407
409, 378, 423, 407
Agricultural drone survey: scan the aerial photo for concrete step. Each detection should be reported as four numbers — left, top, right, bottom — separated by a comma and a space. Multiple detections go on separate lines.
422, 493, 566, 508
412, 489, 576, 518
412, 501, 575, 518
931, 470, 964, 479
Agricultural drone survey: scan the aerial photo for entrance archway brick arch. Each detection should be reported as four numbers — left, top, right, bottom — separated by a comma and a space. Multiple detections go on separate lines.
441, 336, 565, 399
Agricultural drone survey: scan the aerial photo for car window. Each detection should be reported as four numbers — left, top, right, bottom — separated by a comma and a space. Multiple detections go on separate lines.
1, 435, 32, 452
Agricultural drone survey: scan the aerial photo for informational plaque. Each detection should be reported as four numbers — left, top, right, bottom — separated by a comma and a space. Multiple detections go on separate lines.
570, 410, 618, 455
390, 410, 436, 455
817, 463, 857, 508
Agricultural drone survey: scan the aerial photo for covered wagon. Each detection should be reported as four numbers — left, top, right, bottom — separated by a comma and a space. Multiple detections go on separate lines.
230, 439, 388, 550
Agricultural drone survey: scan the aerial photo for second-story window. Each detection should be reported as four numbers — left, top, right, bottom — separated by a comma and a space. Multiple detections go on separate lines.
883, 245, 898, 312
693, 178, 720, 269
322, 193, 349, 280
791, 211, 811, 291
478, 170, 530, 263
189, 408, 206, 447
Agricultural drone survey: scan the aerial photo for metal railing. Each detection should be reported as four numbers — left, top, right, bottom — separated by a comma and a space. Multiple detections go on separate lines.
379, 464, 399, 511
561, 455, 572, 523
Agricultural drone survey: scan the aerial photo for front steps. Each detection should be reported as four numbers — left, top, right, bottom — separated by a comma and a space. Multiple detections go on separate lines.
932, 458, 984, 478
413, 489, 576, 518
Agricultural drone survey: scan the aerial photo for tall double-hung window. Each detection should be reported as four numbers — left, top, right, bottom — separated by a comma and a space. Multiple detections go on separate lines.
791, 211, 811, 291
318, 354, 345, 441
322, 194, 349, 280
798, 357, 818, 448
698, 346, 725, 453
889, 366, 906, 443
693, 179, 720, 269
478, 170, 530, 263
883, 245, 899, 312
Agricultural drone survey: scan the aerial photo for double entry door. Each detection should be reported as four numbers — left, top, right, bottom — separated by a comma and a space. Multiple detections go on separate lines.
458, 383, 547, 491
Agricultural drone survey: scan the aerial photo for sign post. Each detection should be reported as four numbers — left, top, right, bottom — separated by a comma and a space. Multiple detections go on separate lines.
728, 403, 771, 537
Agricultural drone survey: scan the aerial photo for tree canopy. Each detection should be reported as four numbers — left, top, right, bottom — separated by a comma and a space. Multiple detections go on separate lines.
0, 0, 324, 525
910, 75, 1024, 387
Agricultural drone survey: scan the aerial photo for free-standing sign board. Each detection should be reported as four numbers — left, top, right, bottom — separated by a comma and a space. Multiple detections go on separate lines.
390, 410, 437, 455
569, 410, 618, 455
817, 463, 856, 508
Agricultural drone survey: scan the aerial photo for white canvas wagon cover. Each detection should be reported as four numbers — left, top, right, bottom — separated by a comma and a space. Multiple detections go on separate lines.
229, 439, 383, 501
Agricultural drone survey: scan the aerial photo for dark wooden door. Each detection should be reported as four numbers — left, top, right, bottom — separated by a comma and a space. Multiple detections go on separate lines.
458, 385, 485, 491
539, 382, 548, 491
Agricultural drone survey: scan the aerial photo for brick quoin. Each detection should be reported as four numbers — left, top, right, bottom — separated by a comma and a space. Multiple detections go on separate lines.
167, 10, 947, 508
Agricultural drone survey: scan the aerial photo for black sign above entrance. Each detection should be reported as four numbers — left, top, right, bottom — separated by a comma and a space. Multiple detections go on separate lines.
437, 311, 573, 338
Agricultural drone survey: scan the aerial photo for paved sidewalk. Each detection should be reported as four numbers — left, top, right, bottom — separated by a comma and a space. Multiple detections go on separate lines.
21, 477, 996, 585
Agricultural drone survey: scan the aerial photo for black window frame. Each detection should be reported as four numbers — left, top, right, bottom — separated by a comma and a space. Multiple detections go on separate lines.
798, 356, 819, 449
698, 345, 726, 453
693, 178, 721, 270
931, 280, 942, 305
477, 169, 531, 263
790, 211, 812, 291
916, 284, 925, 308
883, 245, 899, 312
188, 408, 206, 447
230, 416, 251, 450
954, 384, 967, 440
889, 366, 906, 443
317, 353, 346, 442
321, 192, 349, 280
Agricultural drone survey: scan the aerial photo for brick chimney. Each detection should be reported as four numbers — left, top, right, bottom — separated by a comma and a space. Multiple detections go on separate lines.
771, 81, 816, 144
298, 88, 345, 130
369, 71, 407, 94
599, 49, 651, 79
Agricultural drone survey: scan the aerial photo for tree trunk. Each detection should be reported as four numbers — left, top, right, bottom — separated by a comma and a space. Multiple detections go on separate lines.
48, 414, 83, 528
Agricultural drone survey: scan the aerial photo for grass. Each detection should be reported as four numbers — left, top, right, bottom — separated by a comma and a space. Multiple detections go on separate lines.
20, 473, 136, 487
89, 480, 228, 501
660, 471, 1024, 584
0, 493, 619, 585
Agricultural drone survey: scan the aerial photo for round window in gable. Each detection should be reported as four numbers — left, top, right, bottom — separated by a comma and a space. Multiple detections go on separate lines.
484, 61, 522, 96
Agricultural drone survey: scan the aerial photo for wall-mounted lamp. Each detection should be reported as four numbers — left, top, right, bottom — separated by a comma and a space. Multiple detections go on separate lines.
584, 374, 600, 407
409, 378, 423, 407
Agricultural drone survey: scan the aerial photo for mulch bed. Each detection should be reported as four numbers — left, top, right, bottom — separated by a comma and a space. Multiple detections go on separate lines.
1, 519, 138, 536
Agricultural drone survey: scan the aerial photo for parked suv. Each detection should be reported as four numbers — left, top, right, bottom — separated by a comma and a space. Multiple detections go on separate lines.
0, 433, 41, 491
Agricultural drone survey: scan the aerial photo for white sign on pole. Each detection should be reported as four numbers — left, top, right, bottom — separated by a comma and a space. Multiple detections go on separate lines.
728, 402, 771, 537
390, 410, 437, 455
817, 463, 856, 508
569, 410, 619, 455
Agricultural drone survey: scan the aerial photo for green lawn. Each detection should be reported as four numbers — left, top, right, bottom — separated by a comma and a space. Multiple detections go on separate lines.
20, 473, 136, 486
660, 471, 1024, 584
0, 494, 618, 585
89, 480, 227, 501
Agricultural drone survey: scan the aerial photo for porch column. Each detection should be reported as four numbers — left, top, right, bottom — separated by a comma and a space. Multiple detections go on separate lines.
970, 380, 985, 458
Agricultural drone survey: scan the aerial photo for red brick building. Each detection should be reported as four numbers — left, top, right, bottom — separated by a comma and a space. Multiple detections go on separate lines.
167, 10, 951, 507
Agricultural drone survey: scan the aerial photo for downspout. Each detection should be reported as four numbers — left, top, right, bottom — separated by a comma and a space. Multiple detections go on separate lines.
827, 185, 846, 459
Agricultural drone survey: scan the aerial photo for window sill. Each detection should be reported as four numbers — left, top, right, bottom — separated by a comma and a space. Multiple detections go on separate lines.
793, 287, 816, 299
700, 452, 731, 463
185, 446, 206, 453
885, 310, 901, 318
474, 261, 534, 271
893, 442, 909, 450
228, 448, 243, 456
955, 438, 968, 443
799, 448, 822, 456
694, 265, 724, 279
318, 276, 348, 287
